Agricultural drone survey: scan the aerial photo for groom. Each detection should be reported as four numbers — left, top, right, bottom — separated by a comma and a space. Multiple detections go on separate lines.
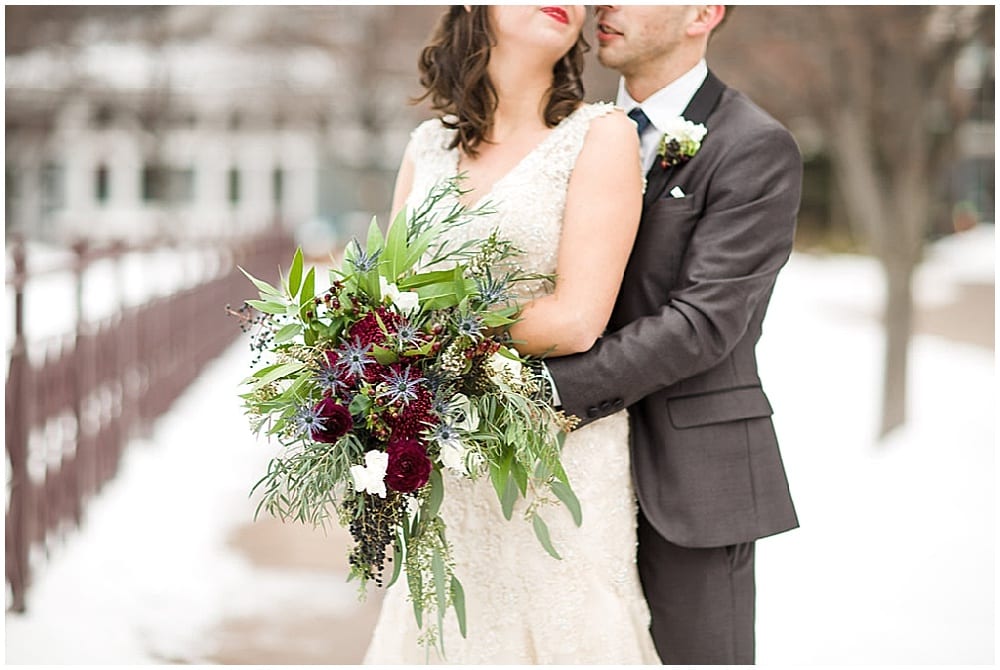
544, 6, 802, 665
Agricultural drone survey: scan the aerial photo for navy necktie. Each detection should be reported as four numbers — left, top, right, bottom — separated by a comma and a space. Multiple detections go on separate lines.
627, 107, 652, 138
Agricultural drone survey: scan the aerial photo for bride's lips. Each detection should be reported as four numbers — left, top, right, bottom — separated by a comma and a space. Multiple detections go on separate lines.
540, 6, 569, 25
597, 21, 624, 43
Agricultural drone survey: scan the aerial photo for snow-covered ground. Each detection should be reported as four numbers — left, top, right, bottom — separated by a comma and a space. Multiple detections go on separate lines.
4, 226, 995, 665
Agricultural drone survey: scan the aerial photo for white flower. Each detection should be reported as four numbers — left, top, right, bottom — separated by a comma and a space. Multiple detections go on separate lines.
431, 421, 471, 476
449, 393, 480, 432
349, 449, 388, 498
439, 439, 469, 476
661, 115, 707, 144
487, 347, 524, 392
379, 275, 420, 314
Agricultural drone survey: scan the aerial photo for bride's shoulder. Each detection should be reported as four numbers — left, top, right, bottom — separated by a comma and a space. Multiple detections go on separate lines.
578, 103, 638, 146
408, 116, 456, 153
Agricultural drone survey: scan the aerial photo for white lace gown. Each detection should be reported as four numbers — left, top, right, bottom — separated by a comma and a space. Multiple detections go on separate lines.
363, 103, 660, 665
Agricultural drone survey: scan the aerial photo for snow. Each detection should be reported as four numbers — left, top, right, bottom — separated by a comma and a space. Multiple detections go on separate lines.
4, 226, 995, 665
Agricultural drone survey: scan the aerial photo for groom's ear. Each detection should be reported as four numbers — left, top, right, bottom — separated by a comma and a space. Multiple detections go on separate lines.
687, 5, 726, 38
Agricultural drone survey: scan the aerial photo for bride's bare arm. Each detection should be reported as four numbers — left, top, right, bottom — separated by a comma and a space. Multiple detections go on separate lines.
509, 110, 643, 357
390, 142, 416, 221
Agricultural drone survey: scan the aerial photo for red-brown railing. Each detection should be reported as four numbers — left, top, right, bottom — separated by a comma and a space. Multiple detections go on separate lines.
5, 229, 292, 612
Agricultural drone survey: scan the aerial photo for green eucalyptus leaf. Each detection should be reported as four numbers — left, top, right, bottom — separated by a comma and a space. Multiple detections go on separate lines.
386, 536, 404, 589
246, 299, 286, 315
426, 469, 444, 519
349, 393, 372, 415
274, 323, 302, 344
397, 268, 461, 290
451, 576, 467, 638
299, 266, 316, 308
432, 549, 447, 647
366, 215, 384, 257
239, 266, 282, 299
500, 474, 518, 521
288, 247, 304, 297
372, 345, 398, 365
549, 480, 583, 527
482, 311, 517, 328
253, 361, 305, 389
384, 207, 409, 279
532, 513, 562, 560
510, 460, 528, 497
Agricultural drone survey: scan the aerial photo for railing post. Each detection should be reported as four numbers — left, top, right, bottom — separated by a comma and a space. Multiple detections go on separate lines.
6, 237, 32, 612
71, 240, 96, 499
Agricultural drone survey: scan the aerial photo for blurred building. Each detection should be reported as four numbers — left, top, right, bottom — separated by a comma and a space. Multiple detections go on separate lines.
5, 6, 444, 246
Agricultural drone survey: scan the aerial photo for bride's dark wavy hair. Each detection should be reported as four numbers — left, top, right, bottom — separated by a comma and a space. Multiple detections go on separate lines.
414, 5, 588, 157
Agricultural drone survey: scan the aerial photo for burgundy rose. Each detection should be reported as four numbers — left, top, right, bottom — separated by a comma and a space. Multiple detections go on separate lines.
311, 397, 353, 443
384, 438, 432, 493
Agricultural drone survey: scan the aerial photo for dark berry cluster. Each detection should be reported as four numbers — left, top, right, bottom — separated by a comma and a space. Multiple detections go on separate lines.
343, 491, 404, 586
226, 302, 275, 365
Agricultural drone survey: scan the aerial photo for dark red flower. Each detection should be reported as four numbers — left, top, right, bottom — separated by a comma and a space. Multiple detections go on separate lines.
348, 307, 401, 349
384, 438, 432, 493
381, 374, 438, 440
311, 397, 353, 443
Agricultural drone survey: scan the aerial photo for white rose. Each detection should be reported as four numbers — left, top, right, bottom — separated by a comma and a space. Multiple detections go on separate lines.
439, 440, 469, 476
449, 393, 480, 432
379, 275, 420, 314
349, 450, 388, 498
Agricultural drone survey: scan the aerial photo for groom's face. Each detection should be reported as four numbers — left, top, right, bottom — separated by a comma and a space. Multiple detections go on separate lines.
593, 5, 694, 75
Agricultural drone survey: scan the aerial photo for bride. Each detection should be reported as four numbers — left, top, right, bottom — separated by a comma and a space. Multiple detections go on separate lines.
363, 6, 657, 664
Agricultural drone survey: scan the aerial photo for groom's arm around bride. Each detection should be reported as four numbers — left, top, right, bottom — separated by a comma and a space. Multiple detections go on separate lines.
544, 5, 803, 665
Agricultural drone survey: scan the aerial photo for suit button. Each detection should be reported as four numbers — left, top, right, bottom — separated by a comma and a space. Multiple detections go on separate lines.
587, 406, 599, 418
599, 400, 612, 411
613, 398, 624, 409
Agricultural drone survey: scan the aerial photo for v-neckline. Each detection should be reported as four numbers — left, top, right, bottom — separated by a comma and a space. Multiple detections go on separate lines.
452, 106, 582, 210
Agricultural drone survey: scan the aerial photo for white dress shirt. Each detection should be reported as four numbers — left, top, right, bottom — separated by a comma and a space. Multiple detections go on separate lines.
618, 59, 709, 173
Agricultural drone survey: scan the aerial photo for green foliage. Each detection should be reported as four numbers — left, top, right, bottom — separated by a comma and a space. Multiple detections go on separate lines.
236, 175, 578, 655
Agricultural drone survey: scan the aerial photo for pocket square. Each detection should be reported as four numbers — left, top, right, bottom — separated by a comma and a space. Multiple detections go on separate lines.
669, 186, 686, 198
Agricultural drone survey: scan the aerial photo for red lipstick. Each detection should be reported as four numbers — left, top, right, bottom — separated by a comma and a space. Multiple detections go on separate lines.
540, 6, 569, 25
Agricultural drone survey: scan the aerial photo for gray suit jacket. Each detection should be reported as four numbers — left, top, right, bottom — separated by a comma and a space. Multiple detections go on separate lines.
546, 72, 801, 548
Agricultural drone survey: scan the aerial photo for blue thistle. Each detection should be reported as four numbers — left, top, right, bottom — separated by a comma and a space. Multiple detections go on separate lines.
474, 274, 510, 307
314, 363, 346, 394
429, 421, 461, 447
336, 337, 375, 378
290, 402, 326, 439
347, 239, 381, 273
394, 320, 423, 350
455, 313, 485, 341
377, 366, 425, 406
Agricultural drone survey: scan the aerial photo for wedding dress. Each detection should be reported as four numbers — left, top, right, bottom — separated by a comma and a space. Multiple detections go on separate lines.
363, 102, 660, 664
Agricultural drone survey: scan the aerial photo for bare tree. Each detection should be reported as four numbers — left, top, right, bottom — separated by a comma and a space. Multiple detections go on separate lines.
713, 6, 994, 438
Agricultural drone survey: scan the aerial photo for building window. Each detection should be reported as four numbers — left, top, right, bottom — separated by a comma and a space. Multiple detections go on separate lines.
142, 164, 164, 202
174, 167, 195, 203
40, 162, 64, 215
95, 164, 110, 204
228, 167, 240, 205
272, 167, 284, 206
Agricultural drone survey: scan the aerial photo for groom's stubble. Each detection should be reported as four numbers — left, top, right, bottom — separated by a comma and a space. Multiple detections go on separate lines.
594, 5, 710, 102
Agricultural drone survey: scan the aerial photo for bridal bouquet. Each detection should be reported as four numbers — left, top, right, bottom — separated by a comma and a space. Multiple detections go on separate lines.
235, 178, 580, 652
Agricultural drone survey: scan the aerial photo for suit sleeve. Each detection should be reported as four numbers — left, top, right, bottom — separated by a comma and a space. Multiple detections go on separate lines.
545, 125, 803, 426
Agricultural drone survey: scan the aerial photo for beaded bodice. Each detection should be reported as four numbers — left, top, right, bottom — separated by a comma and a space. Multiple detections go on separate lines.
405, 102, 616, 301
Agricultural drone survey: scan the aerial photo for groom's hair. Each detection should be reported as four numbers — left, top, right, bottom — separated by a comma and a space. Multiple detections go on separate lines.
413, 5, 589, 158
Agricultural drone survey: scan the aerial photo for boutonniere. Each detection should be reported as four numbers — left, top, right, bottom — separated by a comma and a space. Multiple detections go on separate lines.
656, 116, 708, 169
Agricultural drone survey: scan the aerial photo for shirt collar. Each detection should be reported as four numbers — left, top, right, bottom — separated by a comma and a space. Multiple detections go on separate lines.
616, 59, 709, 134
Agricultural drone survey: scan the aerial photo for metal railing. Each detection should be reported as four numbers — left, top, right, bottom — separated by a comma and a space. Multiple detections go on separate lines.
5, 229, 293, 612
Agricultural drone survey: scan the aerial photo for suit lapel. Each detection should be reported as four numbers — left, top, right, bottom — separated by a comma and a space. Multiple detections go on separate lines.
642, 70, 727, 209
